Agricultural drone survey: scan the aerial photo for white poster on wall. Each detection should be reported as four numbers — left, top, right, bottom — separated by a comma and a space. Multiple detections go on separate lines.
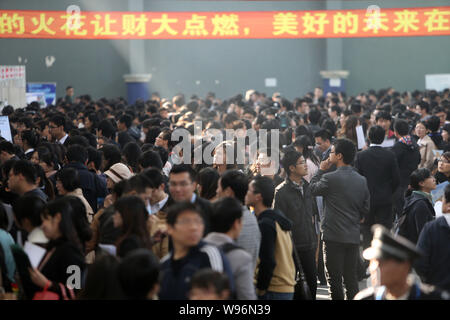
425, 74, 450, 91
0, 116, 12, 142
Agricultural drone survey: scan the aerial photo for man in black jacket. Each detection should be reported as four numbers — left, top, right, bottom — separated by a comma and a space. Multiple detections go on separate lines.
391, 119, 421, 219
273, 150, 318, 299
64, 145, 107, 212
355, 125, 400, 248
167, 164, 213, 235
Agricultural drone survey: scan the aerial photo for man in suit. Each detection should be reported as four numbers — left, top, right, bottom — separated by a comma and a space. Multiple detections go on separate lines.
49, 114, 71, 147
310, 138, 370, 300
354, 125, 400, 249
167, 164, 213, 235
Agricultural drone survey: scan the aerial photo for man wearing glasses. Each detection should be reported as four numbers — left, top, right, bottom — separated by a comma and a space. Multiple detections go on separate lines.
167, 164, 213, 235
49, 114, 71, 147
274, 150, 319, 299
158, 201, 234, 300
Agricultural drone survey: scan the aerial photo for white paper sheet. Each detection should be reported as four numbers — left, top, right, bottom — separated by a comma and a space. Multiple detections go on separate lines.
98, 244, 117, 256
381, 138, 395, 148
356, 125, 365, 150
23, 241, 46, 268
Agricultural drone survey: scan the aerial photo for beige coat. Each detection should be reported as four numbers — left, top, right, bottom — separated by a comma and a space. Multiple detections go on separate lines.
67, 188, 95, 223
418, 135, 437, 170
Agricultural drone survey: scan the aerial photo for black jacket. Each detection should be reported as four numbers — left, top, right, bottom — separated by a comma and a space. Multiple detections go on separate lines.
415, 216, 450, 291
400, 192, 435, 244
65, 162, 107, 213
354, 146, 400, 206
273, 178, 317, 250
391, 140, 421, 187
38, 238, 85, 299
256, 209, 295, 292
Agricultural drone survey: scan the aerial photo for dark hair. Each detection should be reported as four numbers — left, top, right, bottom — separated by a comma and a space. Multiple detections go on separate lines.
21, 130, 39, 149
78, 253, 125, 300
142, 168, 165, 189
123, 174, 154, 195
42, 198, 82, 250
170, 164, 196, 182
114, 196, 152, 251
138, 150, 163, 170
350, 103, 361, 114
97, 119, 116, 139
368, 125, 386, 144
12, 160, 37, 184
57, 167, 80, 192
189, 268, 230, 297
100, 144, 122, 171
251, 175, 275, 207
64, 196, 92, 246
376, 111, 392, 122
333, 138, 356, 165
12, 195, 46, 228
166, 201, 202, 226
308, 108, 321, 125
118, 249, 160, 300
314, 129, 331, 142
87, 147, 102, 171
34, 163, 55, 201
426, 115, 441, 132
50, 115, 66, 129
330, 105, 341, 116
0, 141, 15, 154
409, 168, 432, 191
219, 170, 248, 204
197, 167, 220, 200
0, 202, 8, 230
118, 114, 132, 129
66, 144, 88, 164
122, 142, 142, 173
417, 101, 430, 114
394, 119, 410, 136
282, 150, 303, 177
294, 135, 320, 166
445, 183, 450, 204
67, 135, 90, 148
211, 197, 242, 233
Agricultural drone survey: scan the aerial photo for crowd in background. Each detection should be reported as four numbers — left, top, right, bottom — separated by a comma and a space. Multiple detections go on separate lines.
0, 85, 449, 300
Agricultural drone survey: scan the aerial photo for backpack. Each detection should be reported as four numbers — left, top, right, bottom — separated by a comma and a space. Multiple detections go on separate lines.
392, 198, 427, 237
220, 242, 242, 254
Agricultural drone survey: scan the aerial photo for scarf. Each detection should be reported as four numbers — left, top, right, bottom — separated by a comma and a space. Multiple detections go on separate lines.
399, 135, 413, 145
412, 190, 433, 204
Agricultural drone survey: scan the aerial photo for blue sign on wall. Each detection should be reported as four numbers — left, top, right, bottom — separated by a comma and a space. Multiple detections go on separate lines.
26, 82, 57, 106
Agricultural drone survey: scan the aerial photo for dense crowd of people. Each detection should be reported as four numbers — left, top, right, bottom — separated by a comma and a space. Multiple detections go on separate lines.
0, 85, 449, 300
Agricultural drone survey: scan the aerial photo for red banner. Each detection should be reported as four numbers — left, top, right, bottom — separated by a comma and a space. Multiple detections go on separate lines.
0, 7, 449, 39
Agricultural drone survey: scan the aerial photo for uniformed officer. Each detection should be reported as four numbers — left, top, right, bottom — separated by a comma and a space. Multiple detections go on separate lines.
354, 224, 450, 300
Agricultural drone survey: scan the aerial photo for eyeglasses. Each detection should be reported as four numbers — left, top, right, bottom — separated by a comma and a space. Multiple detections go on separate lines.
438, 158, 450, 164
48, 125, 58, 129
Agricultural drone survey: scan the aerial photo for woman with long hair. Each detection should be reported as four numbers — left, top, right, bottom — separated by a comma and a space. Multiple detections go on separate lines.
400, 168, 436, 244
28, 198, 85, 299
196, 167, 220, 201
112, 195, 152, 258
338, 115, 359, 146
293, 135, 320, 182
